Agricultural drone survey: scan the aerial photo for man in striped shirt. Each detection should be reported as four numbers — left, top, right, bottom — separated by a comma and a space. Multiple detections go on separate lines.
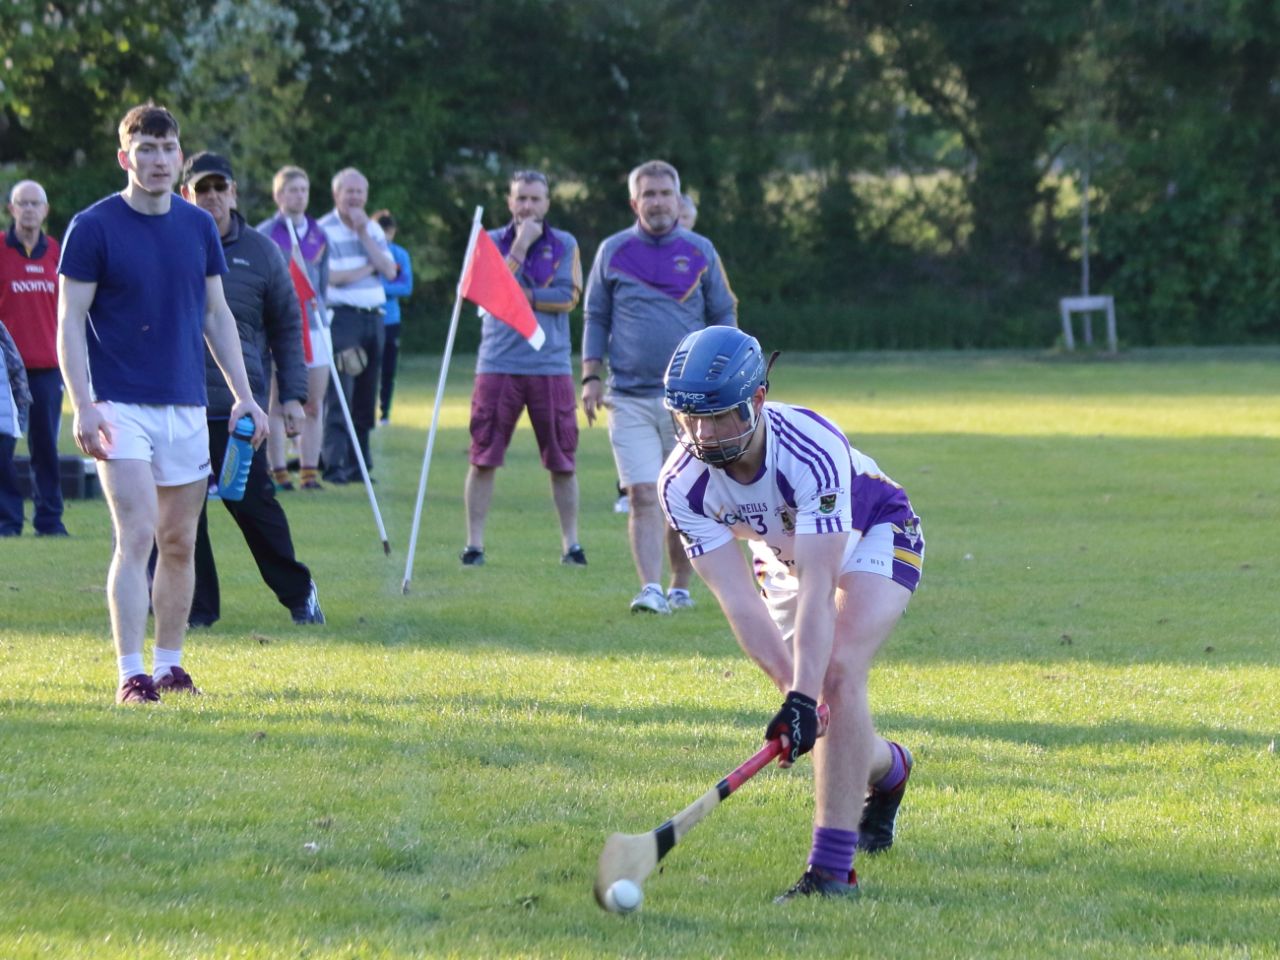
317, 168, 398, 484
658, 326, 924, 903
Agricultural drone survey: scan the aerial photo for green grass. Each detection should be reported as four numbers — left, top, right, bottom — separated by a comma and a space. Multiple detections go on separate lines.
2, 349, 1278, 959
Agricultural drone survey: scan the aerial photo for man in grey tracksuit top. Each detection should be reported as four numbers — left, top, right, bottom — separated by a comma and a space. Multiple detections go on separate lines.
581, 158, 737, 615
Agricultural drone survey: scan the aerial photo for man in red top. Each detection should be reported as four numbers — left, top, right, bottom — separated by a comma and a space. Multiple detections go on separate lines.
0, 180, 66, 536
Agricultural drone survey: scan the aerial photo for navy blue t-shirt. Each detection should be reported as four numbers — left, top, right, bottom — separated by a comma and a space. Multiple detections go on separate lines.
59, 193, 227, 405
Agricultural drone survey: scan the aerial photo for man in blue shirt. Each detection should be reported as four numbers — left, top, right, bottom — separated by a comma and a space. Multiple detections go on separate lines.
375, 210, 413, 425
57, 103, 268, 704
582, 160, 737, 614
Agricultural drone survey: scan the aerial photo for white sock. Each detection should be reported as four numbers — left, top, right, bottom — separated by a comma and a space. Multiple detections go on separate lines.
153, 646, 183, 681
118, 653, 146, 685
645, 582, 663, 595
668, 588, 690, 599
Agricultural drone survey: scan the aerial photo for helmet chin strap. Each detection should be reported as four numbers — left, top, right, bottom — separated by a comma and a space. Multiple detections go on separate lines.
687, 401, 762, 467
763, 350, 781, 393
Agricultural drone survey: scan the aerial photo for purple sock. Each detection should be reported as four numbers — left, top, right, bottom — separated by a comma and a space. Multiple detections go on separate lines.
808, 825, 858, 878
872, 741, 910, 793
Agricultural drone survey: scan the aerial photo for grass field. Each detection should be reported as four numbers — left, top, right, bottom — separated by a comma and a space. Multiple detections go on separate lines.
1, 349, 1277, 959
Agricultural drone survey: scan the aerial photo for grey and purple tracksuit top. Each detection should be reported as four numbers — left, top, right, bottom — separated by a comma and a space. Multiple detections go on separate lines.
583, 224, 738, 398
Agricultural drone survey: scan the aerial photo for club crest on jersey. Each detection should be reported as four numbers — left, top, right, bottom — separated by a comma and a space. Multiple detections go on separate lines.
895, 517, 923, 547
776, 507, 795, 535
672, 255, 691, 274
818, 493, 838, 514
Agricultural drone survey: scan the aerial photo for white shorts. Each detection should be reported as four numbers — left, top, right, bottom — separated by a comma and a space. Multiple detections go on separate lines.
306, 319, 332, 369
607, 394, 677, 487
99, 401, 211, 486
755, 521, 924, 644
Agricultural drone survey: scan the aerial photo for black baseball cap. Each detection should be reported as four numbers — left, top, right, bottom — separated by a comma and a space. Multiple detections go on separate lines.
182, 151, 235, 187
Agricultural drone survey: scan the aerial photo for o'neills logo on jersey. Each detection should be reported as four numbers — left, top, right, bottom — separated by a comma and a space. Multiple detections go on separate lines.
10, 279, 56, 294
672, 255, 691, 274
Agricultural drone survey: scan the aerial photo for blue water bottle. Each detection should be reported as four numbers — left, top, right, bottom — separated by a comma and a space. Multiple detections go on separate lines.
218, 416, 255, 502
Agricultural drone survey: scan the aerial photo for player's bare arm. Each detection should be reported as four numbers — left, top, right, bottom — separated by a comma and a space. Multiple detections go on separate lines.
203, 274, 269, 445
56, 276, 112, 459
690, 542, 793, 692
788, 530, 849, 700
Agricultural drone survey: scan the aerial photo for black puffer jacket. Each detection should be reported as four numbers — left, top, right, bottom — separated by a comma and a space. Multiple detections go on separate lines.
205, 210, 307, 417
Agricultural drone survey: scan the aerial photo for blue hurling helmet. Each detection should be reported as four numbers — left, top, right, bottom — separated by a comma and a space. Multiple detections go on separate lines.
664, 327, 767, 466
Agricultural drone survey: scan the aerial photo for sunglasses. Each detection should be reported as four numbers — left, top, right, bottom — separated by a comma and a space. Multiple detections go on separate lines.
194, 179, 231, 194
510, 169, 549, 186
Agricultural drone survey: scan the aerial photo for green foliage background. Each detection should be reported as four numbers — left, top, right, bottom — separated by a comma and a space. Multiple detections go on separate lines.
2, 0, 1278, 349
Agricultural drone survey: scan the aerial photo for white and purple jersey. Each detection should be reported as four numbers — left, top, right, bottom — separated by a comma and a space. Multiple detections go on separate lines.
659, 402, 923, 593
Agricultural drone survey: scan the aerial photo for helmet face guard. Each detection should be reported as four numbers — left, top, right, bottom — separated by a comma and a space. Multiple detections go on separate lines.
670, 404, 759, 466
664, 327, 767, 467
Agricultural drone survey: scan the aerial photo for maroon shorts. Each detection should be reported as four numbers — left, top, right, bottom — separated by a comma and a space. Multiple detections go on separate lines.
468, 373, 578, 472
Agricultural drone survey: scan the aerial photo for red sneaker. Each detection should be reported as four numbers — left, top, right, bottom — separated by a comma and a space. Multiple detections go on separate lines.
155, 666, 200, 695
117, 674, 161, 704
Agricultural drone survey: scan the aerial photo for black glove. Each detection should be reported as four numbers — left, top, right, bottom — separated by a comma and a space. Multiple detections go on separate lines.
765, 690, 820, 763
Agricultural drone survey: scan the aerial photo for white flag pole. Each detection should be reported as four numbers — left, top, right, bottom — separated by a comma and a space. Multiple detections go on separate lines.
401, 206, 484, 593
286, 216, 390, 555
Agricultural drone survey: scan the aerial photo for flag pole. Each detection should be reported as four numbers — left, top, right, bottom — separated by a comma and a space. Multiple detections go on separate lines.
402, 206, 484, 593
285, 217, 390, 555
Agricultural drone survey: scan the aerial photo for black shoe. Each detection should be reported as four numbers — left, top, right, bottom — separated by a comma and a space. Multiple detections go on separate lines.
561, 544, 587, 566
116, 673, 161, 704
460, 546, 485, 567
291, 580, 326, 625
322, 471, 351, 485
774, 867, 860, 903
35, 527, 70, 537
155, 665, 201, 695
858, 743, 913, 853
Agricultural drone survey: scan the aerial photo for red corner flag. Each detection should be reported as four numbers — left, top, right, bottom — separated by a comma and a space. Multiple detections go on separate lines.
461, 229, 545, 350
288, 256, 317, 364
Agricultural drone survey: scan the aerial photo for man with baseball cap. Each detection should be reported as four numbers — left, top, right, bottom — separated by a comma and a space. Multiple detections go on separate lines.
178, 150, 323, 628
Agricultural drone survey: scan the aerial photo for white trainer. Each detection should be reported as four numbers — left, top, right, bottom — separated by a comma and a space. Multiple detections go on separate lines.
630, 585, 671, 615
667, 589, 695, 610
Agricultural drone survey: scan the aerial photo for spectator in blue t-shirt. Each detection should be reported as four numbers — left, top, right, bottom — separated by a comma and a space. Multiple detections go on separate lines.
56, 103, 268, 704
374, 211, 413, 425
